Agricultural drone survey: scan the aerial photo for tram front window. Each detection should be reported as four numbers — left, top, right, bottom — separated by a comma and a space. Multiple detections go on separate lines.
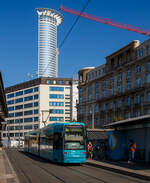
64, 126, 85, 150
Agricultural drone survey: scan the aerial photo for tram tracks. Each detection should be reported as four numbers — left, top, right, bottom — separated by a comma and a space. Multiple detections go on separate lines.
5, 149, 149, 183
5, 149, 67, 183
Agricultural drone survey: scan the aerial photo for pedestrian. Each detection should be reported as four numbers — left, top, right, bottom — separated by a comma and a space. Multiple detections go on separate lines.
93, 142, 99, 160
128, 139, 136, 163
88, 141, 93, 159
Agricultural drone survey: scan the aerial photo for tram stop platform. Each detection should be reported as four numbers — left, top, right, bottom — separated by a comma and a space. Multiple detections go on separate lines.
86, 159, 150, 181
0, 148, 19, 183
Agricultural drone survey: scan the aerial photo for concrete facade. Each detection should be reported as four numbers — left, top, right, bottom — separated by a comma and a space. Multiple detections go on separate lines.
2, 77, 78, 145
78, 39, 150, 128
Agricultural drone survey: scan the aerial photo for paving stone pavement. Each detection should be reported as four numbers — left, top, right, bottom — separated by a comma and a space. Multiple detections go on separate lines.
0, 148, 19, 183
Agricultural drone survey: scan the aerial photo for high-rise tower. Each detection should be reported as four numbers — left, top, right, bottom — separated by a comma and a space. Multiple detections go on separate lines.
36, 8, 63, 77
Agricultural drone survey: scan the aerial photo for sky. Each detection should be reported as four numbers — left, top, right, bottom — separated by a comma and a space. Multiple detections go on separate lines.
0, 0, 150, 88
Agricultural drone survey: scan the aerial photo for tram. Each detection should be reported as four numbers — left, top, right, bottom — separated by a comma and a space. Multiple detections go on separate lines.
24, 122, 86, 163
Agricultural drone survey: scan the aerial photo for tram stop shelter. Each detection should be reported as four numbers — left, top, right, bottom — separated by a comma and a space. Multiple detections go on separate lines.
105, 115, 150, 162
0, 72, 8, 146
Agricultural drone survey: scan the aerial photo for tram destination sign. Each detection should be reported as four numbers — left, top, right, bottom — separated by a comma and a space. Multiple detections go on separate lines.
65, 126, 83, 133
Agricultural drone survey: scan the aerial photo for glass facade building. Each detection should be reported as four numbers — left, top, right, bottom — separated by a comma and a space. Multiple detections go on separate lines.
36, 8, 63, 77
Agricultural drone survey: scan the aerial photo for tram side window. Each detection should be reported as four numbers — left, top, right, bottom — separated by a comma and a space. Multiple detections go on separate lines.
40, 133, 53, 150
53, 133, 62, 150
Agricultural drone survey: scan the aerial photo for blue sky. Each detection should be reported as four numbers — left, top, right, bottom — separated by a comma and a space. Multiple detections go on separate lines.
0, 0, 149, 88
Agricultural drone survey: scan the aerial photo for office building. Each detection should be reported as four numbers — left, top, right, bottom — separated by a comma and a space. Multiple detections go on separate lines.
2, 77, 78, 144
36, 8, 63, 77
78, 39, 150, 128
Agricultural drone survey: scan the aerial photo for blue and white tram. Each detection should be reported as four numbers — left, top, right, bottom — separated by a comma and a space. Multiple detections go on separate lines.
24, 122, 86, 163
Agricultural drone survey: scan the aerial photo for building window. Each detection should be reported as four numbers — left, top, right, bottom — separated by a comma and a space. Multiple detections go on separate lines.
88, 106, 92, 114
34, 87, 39, 92
34, 117, 38, 122
49, 87, 64, 91
146, 45, 150, 55
7, 100, 14, 105
139, 48, 143, 57
24, 88, 33, 95
79, 96, 83, 103
110, 76, 114, 86
24, 125, 32, 130
146, 91, 150, 102
102, 80, 106, 89
59, 80, 63, 84
15, 119, 23, 123
7, 120, 14, 124
126, 69, 131, 79
95, 104, 99, 113
136, 77, 141, 87
136, 65, 141, 74
15, 98, 23, 103
24, 118, 33, 123
53, 80, 57, 84
88, 85, 92, 101
24, 110, 33, 116
15, 112, 23, 117
79, 108, 83, 114
47, 80, 51, 84
135, 94, 141, 104
126, 96, 131, 106
49, 117, 64, 121
126, 81, 131, 90
126, 112, 131, 119
117, 84, 122, 93
110, 88, 114, 96
65, 80, 70, 85
15, 105, 23, 110
50, 109, 64, 114
95, 82, 100, 89
24, 103, 33, 108
34, 125, 38, 130
146, 73, 150, 83
146, 61, 150, 71
117, 72, 122, 82
102, 90, 106, 97
16, 91, 23, 97
8, 113, 14, 117
49, 94, 64, 99
65, 87, 70, 90
135, 111, 141, 117
34, 109, 39, 114
7, 93, 14, 99
109, 102, 114, 110
24, 96, 33, 101
8, 106, 14, 111
34, 102, 39, 107
49, 102, 64, 106
95, 93, 99, 100
102, 103, 106, 111
117, 99, 122, 108
34, 94, 39, 100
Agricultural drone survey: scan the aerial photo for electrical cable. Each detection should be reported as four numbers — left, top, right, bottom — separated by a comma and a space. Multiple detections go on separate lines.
40, 0, 90, 76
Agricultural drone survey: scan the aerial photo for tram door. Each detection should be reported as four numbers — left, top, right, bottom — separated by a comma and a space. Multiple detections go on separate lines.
53, 132, 63, 162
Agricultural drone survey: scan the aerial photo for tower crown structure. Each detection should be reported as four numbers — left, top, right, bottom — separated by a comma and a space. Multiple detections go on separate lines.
36, 8, 64, 78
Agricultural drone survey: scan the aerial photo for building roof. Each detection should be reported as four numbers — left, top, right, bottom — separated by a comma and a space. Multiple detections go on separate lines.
0, 72, 8, 130
104, 114, 150, 129
5, 77, 72, 93
87, 129, 108, 140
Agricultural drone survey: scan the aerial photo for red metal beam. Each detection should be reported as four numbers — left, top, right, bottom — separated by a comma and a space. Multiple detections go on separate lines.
60, 5, 150, 36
